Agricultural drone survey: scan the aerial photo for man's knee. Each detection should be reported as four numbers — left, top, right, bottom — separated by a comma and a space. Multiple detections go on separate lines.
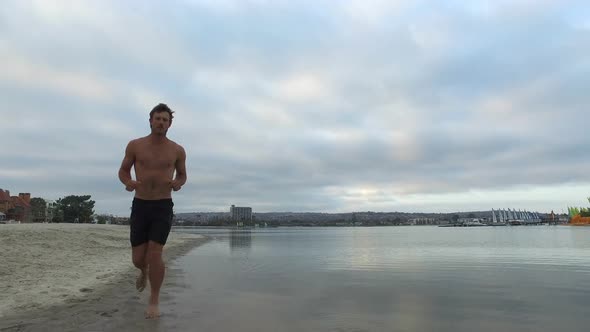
146, 242, 164, 264
146, 250, 163, 265
132, 254, 146, 268
132, 243, 148, 268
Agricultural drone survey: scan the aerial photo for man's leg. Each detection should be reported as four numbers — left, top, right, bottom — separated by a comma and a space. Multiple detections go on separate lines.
129, 198, 149, 292
132, 243, 148, 292
145, 240, 165, 319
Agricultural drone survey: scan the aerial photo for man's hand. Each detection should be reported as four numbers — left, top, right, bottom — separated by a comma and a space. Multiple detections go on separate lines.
170, 179, 183, 191
125, 180, 142, 192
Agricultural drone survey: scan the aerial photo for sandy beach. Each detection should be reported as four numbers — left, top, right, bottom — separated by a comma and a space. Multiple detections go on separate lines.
0, 223, 207, 331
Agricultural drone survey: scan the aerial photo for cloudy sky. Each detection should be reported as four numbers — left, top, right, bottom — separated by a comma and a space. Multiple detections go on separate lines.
1, 0, 589, 216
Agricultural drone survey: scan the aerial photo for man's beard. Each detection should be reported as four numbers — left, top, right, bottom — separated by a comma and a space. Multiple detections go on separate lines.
150, 125, 168, 135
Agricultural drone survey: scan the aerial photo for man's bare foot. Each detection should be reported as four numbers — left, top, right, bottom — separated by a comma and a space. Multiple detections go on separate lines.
136, 270, 147, 292
145, 304, 160, 319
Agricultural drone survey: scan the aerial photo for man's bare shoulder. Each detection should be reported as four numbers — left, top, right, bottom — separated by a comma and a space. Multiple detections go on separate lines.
169, 140, 186, 154
128, 136, 150, 147
166, 138, 182, 148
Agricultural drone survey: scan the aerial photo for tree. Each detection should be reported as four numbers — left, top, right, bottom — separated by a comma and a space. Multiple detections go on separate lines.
52, 209, 64, 223
452, 214, 460, 222
30, 197, 47, 222
55, 195, 95, 223
95, 214, 110, 224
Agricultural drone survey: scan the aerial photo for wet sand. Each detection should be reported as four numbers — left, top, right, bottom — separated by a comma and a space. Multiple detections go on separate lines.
0, 224, 208, 332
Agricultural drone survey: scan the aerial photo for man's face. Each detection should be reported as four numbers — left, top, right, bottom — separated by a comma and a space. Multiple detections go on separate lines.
150, 111, 171, 135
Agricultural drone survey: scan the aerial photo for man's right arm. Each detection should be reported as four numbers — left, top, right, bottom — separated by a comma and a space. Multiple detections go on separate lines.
118, 141, 140, 191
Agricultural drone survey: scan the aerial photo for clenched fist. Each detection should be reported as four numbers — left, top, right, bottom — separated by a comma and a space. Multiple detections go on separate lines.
169, 180, 182, 191
125, 180, 142, 192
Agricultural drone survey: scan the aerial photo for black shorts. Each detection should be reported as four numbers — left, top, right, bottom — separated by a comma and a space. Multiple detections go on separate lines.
129, 198, 174, 247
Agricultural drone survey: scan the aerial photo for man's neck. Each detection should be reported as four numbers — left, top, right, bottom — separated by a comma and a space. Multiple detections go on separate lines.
147, 133, 168, 144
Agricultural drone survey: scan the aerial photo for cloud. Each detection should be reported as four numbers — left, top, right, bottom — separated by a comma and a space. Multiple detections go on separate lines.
0, 51, 114, 103
1, 1, 589, 215
343, 0, 411, 26
276, 72, 332, 102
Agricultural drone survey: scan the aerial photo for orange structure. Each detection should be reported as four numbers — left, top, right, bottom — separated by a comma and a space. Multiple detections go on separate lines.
570, 214, 590, 225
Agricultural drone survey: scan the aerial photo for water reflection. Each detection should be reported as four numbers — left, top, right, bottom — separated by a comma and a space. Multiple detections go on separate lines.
229, 229, 252, 251
163, 227, 590, 332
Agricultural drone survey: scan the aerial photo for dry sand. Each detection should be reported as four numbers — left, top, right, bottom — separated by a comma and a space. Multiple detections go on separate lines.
0, 223, 208, 331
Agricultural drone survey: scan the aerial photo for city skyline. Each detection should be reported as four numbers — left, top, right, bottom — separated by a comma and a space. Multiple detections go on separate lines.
2, 1, 589, 216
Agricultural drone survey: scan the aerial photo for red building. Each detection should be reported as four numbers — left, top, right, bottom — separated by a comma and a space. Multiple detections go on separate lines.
0, 189, 32, 222
0, 189, 11, 213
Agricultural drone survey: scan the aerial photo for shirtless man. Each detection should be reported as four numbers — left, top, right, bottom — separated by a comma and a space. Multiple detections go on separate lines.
118, 103, 187, 319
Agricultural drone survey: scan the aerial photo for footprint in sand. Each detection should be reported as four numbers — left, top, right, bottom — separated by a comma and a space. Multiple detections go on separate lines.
65, 298, 88, 304
79, 287, 94, 293
99, 309, 119, 317
96, 272, 115, 280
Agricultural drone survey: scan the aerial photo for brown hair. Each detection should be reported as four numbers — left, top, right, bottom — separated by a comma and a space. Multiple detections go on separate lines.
149, 103, 174, 123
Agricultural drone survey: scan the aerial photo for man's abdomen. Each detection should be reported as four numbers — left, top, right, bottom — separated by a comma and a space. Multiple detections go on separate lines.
134, 171, 174, 200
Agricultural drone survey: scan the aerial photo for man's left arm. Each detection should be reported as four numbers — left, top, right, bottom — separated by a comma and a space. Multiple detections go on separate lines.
171, 145, 187, 191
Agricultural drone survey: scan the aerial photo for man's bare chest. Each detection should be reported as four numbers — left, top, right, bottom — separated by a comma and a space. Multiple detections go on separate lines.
135, 149, 176, 170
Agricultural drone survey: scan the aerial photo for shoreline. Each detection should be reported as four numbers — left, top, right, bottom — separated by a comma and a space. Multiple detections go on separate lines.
0, 224, 209, 332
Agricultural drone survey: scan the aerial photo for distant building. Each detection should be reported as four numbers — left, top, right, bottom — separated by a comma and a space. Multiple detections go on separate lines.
409, 217, 436, 225
13, 193, 32, 222
230, 205, 252, 225
0, 189, 32, 222
45, 201, 57, 223
0, 189, 12, 214
32, 199, 55, 223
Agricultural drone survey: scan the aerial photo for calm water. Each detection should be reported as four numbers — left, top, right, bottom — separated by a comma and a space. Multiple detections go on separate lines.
161, 226, 590, 331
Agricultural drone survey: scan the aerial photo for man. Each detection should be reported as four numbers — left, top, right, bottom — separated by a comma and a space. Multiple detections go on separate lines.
118, 103, 187, 319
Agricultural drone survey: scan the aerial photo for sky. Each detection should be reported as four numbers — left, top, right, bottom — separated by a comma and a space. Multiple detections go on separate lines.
1, 0, 589, 216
